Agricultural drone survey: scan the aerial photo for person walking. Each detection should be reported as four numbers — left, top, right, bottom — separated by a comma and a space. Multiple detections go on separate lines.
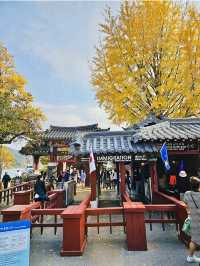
177, 170, 190, 201
34, 175, 48, 202
63, 170, 70, 182
2, 172, 11, 189
183, 176, 200, 263
80, 170, 86, 188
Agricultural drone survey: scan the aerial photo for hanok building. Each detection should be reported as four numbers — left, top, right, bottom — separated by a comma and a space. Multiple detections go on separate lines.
21, 115, 200, 202
132, 117, 200, 196
71, 115, 200, 201
20, 124, 109, 185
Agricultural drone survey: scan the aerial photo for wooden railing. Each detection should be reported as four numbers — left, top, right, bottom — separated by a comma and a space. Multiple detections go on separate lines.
31, 208, 65, 235
85, 207, 125, 234
144, 204, 178, 231
44, 193, 58, 209
153, 191, 189, 244
30, 190, 66, 235
0, 181, 35, 206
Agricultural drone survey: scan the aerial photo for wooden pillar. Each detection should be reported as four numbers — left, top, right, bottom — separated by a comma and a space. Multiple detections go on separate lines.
116, 162, 120, 195
33, 155, 40, 173
90, 171, 97, 201
57, 162, 63, 176
60, 205, 86, 256
150, 161, 158, 193
96, 163, 101, 197
124, 202, 147, 251
119, 162, 126, 195
84, 161, 90, 187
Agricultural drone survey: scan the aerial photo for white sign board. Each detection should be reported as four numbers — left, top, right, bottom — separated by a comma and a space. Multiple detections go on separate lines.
0, 220, 30, 266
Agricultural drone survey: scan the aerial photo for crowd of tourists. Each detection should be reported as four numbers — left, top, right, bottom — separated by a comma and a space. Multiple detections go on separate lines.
33, 168, 86, 202
57, 168, 86, 188
100, 163, 150, 202
0, 170, 23, 190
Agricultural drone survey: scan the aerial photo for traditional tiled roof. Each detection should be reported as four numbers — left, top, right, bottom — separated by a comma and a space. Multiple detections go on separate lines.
74, 131, 157, 155
43, 124, 110, 142
133, 118, 200, 143
124, 113, 163, 131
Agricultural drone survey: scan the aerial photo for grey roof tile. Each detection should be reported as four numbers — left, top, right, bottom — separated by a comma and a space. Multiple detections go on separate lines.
43, 124, 110, 141
77, 132, 157, 155
133, 119, 200, 143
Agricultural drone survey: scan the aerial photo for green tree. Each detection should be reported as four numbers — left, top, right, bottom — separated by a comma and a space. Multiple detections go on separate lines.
0, 44, 45, 144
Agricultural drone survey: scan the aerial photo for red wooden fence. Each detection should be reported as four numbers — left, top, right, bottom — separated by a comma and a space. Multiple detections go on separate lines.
0, 181, 35, 206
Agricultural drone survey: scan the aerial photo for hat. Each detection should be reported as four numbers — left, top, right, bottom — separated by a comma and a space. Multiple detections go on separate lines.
179, 170, 187, 177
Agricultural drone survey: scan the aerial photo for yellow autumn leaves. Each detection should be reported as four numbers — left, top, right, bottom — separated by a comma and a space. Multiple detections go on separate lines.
91, 1, 200, 125
0, 44, 45, 144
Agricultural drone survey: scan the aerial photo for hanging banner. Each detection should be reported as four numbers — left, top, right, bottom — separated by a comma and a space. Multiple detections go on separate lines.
157, 142, 198, 151
0, 220, 30, 266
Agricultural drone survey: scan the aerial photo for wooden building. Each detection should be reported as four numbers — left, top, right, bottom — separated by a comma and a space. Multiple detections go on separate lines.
70, 115, 200, 201
21, 115, 200, 200
20, 124, 109, 185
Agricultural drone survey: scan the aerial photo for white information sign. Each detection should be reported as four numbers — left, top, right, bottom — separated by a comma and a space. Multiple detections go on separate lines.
0, 220, 30, 266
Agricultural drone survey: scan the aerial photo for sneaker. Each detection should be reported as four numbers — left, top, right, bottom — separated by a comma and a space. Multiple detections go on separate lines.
187, 255, 200, 263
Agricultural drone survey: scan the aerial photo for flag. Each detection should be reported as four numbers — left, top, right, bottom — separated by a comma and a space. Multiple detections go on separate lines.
160, 143, 170, 171
178, 160, 184, 172
89, 145, 96, 174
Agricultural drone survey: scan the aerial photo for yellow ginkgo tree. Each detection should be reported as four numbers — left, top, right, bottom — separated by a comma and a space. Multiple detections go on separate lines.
91, 1, 200, 125
0, 44, 45, 144
0, 145, 15, 178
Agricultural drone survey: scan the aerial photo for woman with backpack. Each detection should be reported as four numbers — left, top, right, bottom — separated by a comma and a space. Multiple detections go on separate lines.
183, 177, 200, 263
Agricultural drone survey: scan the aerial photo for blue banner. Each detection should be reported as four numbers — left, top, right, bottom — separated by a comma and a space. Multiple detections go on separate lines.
160, 143, 170, 171
0, 220, 30, 266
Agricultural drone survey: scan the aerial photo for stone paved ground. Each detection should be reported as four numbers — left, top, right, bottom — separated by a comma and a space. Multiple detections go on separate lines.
1, 186, 199, 266
30, 217, 200, 266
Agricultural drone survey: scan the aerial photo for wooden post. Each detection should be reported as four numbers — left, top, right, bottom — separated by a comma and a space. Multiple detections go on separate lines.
150, 161, 158, 194
60, 205, 86, 256
124, 202, 147, 251
119, 162, 126, 195
1, 202, 40, 222
14, 189, 32, 205
48, 189, 65, 208
116, 162, 120, 195
96, 163, 101, 197
33, 155, 40, 173
84, 161, 90, 187
90, 171, 97, 201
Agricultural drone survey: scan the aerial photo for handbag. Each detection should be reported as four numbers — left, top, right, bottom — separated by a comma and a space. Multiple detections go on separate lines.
182, 216, 191, 236
182, 192, 199, 236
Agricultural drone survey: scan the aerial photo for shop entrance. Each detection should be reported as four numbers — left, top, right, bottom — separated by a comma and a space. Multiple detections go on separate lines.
157, 154, 200, 198
96, 159, 152, 205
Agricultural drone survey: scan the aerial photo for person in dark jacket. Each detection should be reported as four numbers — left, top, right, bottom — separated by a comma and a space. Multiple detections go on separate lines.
177, 170, 190, 200
34, 175, 48, 201
2, 172, 11, 189
63, 170, 70, 182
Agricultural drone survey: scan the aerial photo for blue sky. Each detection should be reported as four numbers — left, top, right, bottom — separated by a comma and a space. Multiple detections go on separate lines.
1, 1, 199, 150
0, 1, 121, 137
